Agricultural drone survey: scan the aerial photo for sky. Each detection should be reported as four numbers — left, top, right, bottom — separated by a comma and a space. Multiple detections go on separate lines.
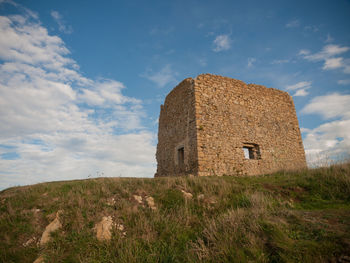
0, 0, 349, 190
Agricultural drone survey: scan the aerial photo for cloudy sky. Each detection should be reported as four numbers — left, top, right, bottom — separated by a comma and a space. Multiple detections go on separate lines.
0, 0, 349, 190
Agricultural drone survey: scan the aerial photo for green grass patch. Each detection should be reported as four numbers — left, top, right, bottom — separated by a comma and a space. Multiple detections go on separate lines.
1, 162, 350, 262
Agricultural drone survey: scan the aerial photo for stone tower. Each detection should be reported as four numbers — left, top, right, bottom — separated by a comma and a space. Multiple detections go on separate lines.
155, 74, 307, 177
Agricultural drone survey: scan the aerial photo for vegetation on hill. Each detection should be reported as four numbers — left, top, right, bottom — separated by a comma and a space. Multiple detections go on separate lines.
1, 162, 350, 263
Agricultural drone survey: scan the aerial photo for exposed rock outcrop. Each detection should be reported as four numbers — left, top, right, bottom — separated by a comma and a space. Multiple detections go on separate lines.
146, 196, 156, 210
95, 216, 114, 241
39, 211, 62, 246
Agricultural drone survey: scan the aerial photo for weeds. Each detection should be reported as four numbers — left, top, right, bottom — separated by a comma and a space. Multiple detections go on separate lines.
0, 162, 349, 262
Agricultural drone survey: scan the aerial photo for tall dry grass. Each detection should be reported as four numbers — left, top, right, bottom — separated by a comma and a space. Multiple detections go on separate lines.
0, 162, 349, 262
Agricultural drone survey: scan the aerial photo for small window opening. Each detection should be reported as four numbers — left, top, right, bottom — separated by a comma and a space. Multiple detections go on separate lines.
243, 143, 261, 160
178, 147, 184, 166
243, 147, 252, 159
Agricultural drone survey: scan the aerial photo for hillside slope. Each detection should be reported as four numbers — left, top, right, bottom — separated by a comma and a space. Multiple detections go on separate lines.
1, 163, 350, 263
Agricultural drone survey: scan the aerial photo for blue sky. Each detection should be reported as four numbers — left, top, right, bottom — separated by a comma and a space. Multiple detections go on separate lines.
0, 0, 349, 190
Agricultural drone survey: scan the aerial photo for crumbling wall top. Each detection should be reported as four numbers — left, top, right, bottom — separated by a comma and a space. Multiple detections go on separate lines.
194, 73, 291, 98
163, 78, 194, 106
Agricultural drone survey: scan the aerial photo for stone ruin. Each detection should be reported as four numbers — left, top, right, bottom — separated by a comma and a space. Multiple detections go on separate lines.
155, 74, 307, 177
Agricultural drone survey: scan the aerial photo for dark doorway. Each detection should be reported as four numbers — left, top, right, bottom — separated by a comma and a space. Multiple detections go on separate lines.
178, 147, 184, 166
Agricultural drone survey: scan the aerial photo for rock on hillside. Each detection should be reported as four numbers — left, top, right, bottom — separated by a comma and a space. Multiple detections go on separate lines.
0, 162, 350, 262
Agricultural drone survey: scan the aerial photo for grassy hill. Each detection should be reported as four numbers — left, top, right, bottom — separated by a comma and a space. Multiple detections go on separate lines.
1, 162, 350, 263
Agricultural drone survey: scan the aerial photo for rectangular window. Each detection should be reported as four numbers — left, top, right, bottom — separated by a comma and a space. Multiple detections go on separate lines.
178, 147, 184, 166
243, 143, 261, 160
243, 147, 251, 159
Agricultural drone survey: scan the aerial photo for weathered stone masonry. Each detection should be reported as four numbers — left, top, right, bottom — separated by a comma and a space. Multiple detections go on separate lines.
155, 74, 307, 177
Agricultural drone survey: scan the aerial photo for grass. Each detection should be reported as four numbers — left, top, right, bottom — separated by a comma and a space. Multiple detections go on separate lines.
0, 161, 349, 262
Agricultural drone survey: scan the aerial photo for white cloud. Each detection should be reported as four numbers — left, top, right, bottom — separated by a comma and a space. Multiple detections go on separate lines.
286, 81, 311, 91
302, 93, 350, 166
293, 89, 309, 97
286, 19, 300, 28
303, 45, 349, 60
213, 34, 231, 52
79, 80, 140, 106
142, 64, 177, 88
300, 127, 311, 133
302, 93, 350, 119
338, 79, 350, 85
300, 44, 350, 74
343, 59, 350, 74
247, 57, 256, 68
299, 49, 310, 56
323, 45, 349, 56
0, 0, 38, 19
286, 81, 311, 97
323, 57, 343, 70
0, 10, 156, 190
51, 10, 73, 34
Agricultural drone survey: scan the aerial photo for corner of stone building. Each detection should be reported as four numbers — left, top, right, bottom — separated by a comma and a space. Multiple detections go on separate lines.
155, 77, 198, 177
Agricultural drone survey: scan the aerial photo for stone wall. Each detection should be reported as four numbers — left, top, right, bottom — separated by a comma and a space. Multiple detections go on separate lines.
155, 78, 198, 177
155, 74, 307, 177
193, 74, 307, 176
